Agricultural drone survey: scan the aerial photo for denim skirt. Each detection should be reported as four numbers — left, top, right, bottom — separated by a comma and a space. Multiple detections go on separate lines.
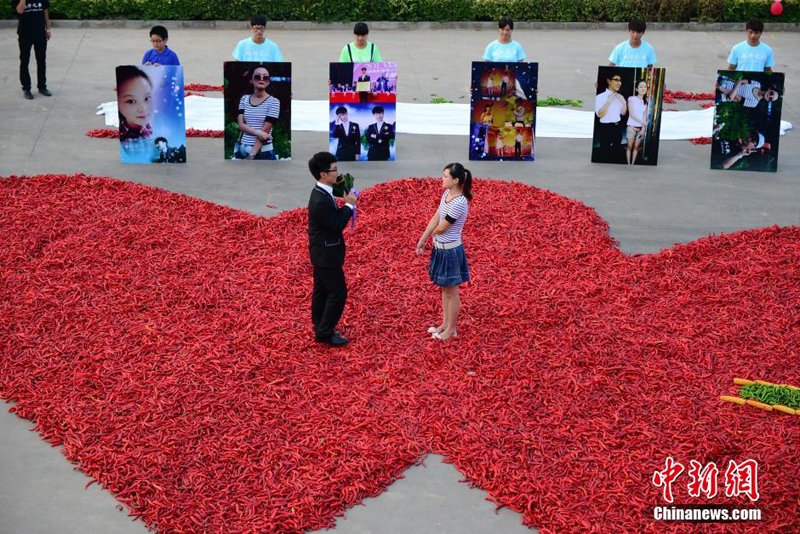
428, 244, 470, 287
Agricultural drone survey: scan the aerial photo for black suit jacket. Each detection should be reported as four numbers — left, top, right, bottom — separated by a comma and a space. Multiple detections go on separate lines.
308, 186, 353, 268
365, 122, 394, 161
331, 121, 361, 161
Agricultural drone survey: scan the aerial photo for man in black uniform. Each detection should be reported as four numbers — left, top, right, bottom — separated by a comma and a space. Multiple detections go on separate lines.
365, 106, 394, 161
307, 152, 358, 346
331, 106, 361, 161
14, 0, 52, 100
356, 66, 370, 103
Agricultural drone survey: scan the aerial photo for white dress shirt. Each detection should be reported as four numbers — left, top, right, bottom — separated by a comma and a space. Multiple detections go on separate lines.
595, 89, 624, 123
317, 181, 354, 210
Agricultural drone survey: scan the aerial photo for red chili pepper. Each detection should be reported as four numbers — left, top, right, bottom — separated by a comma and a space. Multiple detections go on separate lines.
0, 174, 797, 533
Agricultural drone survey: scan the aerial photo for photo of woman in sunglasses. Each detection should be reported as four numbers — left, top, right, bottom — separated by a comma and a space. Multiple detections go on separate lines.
223, 61, 292, 160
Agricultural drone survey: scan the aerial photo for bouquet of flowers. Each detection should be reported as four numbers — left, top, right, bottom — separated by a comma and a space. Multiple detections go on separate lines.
331, 172, 355, 198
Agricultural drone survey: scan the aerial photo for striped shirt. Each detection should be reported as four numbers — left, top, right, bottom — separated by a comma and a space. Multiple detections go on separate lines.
720, 79, 762, 108
238, 94, 280, 147
435, 191, 469, 244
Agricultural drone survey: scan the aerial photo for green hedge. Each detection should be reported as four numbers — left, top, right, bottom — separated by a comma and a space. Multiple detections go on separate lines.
2, 0, 799, 23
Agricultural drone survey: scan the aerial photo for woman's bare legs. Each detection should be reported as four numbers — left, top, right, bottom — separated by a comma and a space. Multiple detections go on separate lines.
436, 285, 460, 340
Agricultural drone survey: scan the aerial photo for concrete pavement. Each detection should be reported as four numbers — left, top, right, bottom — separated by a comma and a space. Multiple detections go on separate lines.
1, 25, 798, 534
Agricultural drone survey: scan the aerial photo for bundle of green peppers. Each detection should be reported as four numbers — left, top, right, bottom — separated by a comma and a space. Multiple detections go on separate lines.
738, 383, 800, 410
332, 173, 355, 198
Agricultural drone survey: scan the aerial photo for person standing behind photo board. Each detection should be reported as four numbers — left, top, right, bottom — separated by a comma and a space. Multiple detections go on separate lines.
232, 16, 284, 62
339, 22, 382, 63
608, 20, 657, 68
727, 19, 774, 73
14, 0, 51, 100
142, 26, 180, 66
483, 17, 526, 62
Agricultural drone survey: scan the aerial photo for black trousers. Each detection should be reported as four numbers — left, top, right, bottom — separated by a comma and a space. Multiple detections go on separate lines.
19, 33, 47, 91
596, 121, 622, 152
359, 91, 368, 103
515, 141, 521, 158
311, 265, 347, 340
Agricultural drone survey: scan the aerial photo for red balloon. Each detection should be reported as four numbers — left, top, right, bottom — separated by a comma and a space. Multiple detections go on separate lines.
771, 2, 783, 16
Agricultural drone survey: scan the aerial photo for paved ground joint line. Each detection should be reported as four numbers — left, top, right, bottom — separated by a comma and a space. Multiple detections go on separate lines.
400, 32, 446, 166
25, 30, 87, 173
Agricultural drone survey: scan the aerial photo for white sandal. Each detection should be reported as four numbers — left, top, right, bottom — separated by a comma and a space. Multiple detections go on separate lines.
432, 330, 457, 341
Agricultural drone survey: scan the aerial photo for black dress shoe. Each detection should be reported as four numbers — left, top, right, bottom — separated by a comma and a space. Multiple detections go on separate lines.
316, 333, 349, 347
39, 88, 52, 97
23, 89, 33, 100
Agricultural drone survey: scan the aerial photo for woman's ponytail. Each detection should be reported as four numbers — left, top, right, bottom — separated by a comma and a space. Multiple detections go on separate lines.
462, 168, 473, 201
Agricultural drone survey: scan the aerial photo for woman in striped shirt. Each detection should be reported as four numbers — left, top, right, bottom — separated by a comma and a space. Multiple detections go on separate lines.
236, 66, 281, 160
416, 163, 473, 341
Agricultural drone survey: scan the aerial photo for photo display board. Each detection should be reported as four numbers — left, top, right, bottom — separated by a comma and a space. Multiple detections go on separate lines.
469, 61, 538, 161
223, 61, 292, 160
329, 62, 397, 161
711, 70, 784, 172
116, 65, 186, 164
592, 66, 665, 166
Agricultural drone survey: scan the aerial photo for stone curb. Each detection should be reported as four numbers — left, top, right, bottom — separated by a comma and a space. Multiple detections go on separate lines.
1, 20, 799, 31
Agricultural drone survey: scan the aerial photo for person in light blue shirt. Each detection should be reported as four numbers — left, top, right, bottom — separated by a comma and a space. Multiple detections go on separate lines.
142, 26, 180, 66
232, 16, 284, 62
483, 17, 526, 62
727, 19, 774, 73
608, 20, 656, 68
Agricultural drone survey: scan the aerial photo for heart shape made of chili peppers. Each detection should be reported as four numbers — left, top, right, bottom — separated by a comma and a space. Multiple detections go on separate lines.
1, 174, 798, 534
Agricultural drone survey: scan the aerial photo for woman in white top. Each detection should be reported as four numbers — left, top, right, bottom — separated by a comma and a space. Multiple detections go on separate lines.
483, 17, 526, 63
626, 80, 649, 165
416, 163, 473, 341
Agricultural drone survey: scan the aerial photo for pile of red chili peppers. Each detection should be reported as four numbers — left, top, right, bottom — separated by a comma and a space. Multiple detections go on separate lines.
1, 174, 797, 533
663, 89, 715, 103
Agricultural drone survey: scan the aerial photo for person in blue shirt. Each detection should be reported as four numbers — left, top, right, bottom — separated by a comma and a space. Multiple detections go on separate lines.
727, 19, 774, 73
483, 17, 526, 63
232, 16, 284, 62
142, 26, 180, 66
608, 20, 657, 68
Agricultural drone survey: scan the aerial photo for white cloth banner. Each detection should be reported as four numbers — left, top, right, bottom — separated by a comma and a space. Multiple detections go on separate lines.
98, 96, 793, 140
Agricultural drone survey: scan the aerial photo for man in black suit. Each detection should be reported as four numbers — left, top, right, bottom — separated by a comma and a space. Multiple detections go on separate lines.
154, 137, 186, 163
365, 106, 394, 161
307, 152, 358, 346
375, 72, 389, 93
331, 106, 361, 161
357, 67, 370, 103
